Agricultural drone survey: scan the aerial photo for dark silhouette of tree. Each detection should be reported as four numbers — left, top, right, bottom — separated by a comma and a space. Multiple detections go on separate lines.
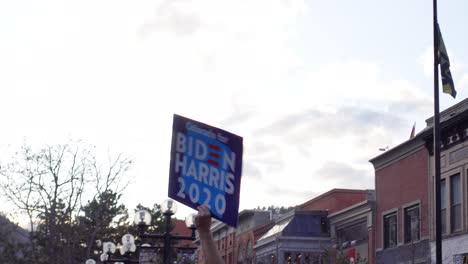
0, 141, 132, 264
254, 205, 295, 213
76, 190, 129, 261
0, 214, 32, 264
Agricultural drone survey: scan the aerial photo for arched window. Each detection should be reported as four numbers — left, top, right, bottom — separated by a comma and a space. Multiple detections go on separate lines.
246, 239, 253, 263
237, 241, 244, 264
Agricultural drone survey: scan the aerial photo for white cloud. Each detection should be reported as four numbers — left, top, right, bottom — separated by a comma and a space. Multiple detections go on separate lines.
299, 59, 432, 112
0, 0, 457, 221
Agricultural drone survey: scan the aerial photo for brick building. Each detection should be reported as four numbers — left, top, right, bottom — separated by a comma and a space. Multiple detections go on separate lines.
235, 210, 273, 263
298, 189, 371, 214
370, 98, 468, 263
370, 137, 431, 263
172, 219, 197, 258
425, 99, 468, 262
298, 188, 376, 264
328, 195, 376, 264
195, 189, 376, 264
196, 209, 272, 264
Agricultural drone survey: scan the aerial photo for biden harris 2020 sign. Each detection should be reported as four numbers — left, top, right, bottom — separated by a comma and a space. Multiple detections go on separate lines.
168, 114, 243, 227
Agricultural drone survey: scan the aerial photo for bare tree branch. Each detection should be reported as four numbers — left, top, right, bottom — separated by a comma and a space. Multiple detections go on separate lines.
0, 141, 133, 264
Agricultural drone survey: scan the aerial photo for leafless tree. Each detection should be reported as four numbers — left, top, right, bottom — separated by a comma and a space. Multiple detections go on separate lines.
0, 141, 132, 264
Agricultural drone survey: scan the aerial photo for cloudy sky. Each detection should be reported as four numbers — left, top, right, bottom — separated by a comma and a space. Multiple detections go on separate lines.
1, 0, 467, 220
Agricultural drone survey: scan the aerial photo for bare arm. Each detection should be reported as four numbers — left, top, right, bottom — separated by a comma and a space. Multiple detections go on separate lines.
196, 205, 224, 264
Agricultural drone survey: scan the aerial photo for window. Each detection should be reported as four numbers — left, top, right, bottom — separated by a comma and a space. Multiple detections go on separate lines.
320, 217, 329, 234
451, 174, 462, 232
237, 242, 243, 264
246, 240, 253, 263
336, 221, 368, 243
383, 212, 397, 248
404, 205, 420, 243
441, 179, 447, 234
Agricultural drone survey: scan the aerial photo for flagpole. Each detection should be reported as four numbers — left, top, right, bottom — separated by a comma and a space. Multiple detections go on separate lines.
433, 0, 442, 263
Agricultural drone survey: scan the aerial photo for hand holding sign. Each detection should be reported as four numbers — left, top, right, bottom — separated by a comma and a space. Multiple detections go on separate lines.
168, 114, 243, 227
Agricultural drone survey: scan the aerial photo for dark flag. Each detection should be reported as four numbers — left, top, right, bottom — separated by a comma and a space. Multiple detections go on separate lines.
437, 23, 457, 98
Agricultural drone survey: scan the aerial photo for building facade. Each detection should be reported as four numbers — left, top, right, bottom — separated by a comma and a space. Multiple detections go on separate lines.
424, 100, 468, 263
254, 210, 331, 264
235, 210, 272, 264
370, 98, 468, 263
298, 189, 372, 214
195, 189, 376, 264
370, 138, 431, 264
328, 196, 376, 264
196, 210, 272, 264
297, 189, 376, 264
172, 219, 198, 261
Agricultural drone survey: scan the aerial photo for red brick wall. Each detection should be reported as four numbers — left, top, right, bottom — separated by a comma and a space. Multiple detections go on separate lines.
197, 231, 232, 264
235, 231, 255, 264
375, 147, 429, 249
299, 189, 368, 213
198, 219, 271, 264
172, 219, 196, 249
368, 225, 375, 264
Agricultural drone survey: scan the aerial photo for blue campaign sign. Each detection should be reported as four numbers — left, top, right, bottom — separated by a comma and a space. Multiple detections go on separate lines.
168, 114, 243, 227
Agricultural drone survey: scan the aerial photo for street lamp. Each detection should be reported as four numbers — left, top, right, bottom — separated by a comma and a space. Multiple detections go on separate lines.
100, 235, 140, 263
121, 234, 137, 255
135, 199, 197, 264
91, 199, 197, 264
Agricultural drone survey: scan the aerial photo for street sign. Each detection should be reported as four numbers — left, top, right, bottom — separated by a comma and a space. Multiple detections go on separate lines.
168, 114, 243, 227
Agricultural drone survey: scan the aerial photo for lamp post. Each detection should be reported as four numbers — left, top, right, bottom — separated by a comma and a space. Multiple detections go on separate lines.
92, 199, 197, 264
135, 199, 197, 264
98, 240, 138, 264
101, 234, 141, 263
